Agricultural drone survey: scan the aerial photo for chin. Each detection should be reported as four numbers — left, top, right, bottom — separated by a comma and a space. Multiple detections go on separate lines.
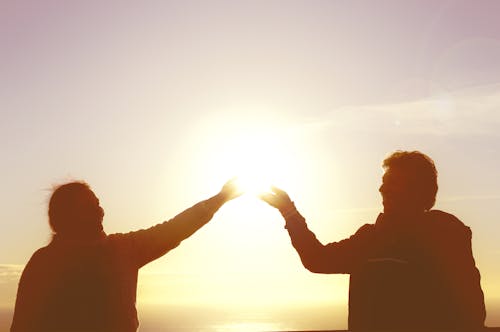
383, 205, 401, 215
382, 202, 393, 212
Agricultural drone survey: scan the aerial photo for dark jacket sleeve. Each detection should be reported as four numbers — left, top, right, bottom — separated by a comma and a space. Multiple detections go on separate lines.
452, 227, 486, 328
282, 203, 373, 274
112, 194, 226, 268
429, 211, 486, 328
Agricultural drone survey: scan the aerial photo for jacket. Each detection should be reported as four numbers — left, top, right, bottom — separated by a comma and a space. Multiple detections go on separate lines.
282, 207, 486, 331
11, 196, 224, 332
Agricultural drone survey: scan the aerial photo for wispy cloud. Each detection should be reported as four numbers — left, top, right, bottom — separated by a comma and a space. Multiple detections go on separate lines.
440, 194, 500, 203
0, 265, 23, 284
317, 84, 500, 138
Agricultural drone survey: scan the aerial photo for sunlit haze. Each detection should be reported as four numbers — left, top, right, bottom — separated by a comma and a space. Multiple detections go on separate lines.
2, 1, 500, 331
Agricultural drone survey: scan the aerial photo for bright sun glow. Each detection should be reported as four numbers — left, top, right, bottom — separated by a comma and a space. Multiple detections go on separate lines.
185, 115, 308, 226
233, 175, 272, 197
229, 135, 284, 196
215, 128, 295, 198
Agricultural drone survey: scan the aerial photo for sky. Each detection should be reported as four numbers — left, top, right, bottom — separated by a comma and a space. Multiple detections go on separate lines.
1, 0, 500, 330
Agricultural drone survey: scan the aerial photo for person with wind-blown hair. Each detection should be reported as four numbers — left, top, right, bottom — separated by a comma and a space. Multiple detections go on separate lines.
11, 179, 240, 332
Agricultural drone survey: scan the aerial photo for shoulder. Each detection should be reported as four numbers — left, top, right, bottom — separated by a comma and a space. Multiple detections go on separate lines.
353, 223, 375, 238
102, 232, 131, 251
19, 246, 52, 280
426, 210, 467, 227
27, 245, 52, 263
106, 230, 147, 251
425, 210, 471, 238
358, 223, 375, 232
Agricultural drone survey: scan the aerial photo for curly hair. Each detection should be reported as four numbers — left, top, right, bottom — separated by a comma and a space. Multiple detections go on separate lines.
382, 151, 438, 211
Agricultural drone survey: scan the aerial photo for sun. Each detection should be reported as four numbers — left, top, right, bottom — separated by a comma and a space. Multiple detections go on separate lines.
184, 115, 305, 207
230, 137, 283, 196
215, 129, 294, 197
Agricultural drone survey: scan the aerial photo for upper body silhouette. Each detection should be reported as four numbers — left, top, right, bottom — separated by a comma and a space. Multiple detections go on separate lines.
11, 180, 240, 332
261, 150, 486, 331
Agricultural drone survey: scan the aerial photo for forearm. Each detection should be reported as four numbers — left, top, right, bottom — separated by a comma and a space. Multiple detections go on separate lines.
167, 193, 226, 238
149, 193, 226, 246
279, 202, 360, 273
278, 202, 330, 272
128, 193, 228, 267
279, 202, 312, 238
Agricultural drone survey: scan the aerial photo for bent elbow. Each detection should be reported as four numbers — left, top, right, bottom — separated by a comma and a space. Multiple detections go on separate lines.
305, 265, 325, 274
298, 248, 347, 274
301, 256, 330, 274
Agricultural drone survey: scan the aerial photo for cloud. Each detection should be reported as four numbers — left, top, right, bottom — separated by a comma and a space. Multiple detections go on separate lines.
319, 84, 500, 138
0, 265, 23, 284
440, 194, 500, 203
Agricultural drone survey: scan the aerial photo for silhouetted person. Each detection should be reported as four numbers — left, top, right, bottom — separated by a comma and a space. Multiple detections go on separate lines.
261, 151, 486, 331
11, 180, 240, 332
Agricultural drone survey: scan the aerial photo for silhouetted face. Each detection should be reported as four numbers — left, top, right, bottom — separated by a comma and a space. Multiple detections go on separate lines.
75, 189, 105, 228
49, 183, 105, 237
379, 167, 422, 215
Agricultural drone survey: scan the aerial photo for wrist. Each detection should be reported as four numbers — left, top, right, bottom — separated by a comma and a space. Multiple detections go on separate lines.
213, 192, 228, 205
201, 193, 226, 213
279, 201, 297, 219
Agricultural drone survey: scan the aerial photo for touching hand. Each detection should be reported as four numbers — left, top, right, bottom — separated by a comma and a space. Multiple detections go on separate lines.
218, 178, 244, 202
259, 186, 293, 211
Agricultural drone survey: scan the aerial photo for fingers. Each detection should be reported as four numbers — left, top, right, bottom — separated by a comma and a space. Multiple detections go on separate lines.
220, 178, 244, 201
219, 179, 291, 207
270, 185, 286, 196
259, 192, 276, 205
270, 186, 291, 203
259, 186, 293, 210
224, 177, 238, 188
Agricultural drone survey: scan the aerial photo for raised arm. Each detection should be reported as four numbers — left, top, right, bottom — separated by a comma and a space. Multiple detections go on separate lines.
260, 186, 371, 274
116, 179, 242, 267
